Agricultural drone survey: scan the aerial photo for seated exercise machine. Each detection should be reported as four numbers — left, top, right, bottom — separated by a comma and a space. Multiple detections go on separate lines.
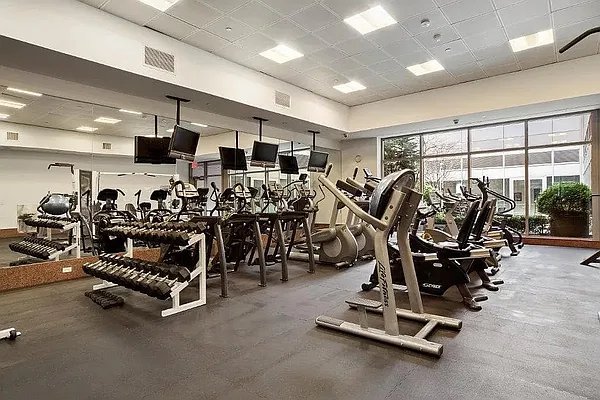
343, 167, 376, 260
315, 166, 462, 356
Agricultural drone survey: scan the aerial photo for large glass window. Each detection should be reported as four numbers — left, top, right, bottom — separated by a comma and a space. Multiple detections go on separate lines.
381, 111, 596, 238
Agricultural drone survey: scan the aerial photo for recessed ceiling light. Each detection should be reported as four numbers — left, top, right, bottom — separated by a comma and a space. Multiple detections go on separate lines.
433, 33, 442, 43
0, 99, 26, 109
191, 122, 208, 127
445, 47, 452, 52
119, 109, 142, 115
344, 6, 397, 35
406, 60, 445, 76
94, 117, 122, 124
6, 87, 43, 97
260, 44, 304, 64
137, 0, 181, 12
76, 126, 98, 132
0, 113, 9, 119
421, 19, 431, 28
509, 29, 554, 52
225, 27, 232, 31
333, 81, 366, 94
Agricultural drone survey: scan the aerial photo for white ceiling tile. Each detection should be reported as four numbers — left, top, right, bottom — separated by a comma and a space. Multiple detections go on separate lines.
79, 0, 106, 7
234, 32, 276, 52
204, 16, 255, 42
290, 4, 339, 31
515, 45, 556, 69
477, 52, 517, 68
504, 14, 552, 38
335, 36, 376, 55
441, 0, 495, 23
310, 47, 347, 63
288, 34, 329, 54
303, 65, 338, 81
351, 48, 391, 66
419, 71, 458, 86
557, 35, 598, 60
344, 71, 388, 87
435, 0, 461, 5
453, 12, 502, 38
184, 29, 232, 51
382, 38, 425, 57
472, 42, 516, 61
200, 0, 251, 13
325, 56, 364, 72
260, 0, 317, 15
146, 14, 196, 40
462, 26, 507, 50
364, 23, 411, 47
239, 55, 272, 70
168, 0, 223, 27
313, 21, 361, 45
368, 59, 403, 73
320, 0, 374, 18
230, 1, 282, 29
483, 62, 521, 76
260, 62, 302, 79
552, 1, 600, 27
444, 61, 485, 75
497, 0, 550, 26
455, 69, 487, 83
379, 0, 438, 20
429, 40, 470, 58
395, 50, 435, 66
379, 68, 417, 83
102, 0, 159, 26
492, 0, 527, 9
212, 44, 255, 62
286, 56, 319, 72
550, 0, 593, 11
415, 25, 460, 49
555, 16, 600, 43
401, 9, 450, 36
261, 19, 307, 42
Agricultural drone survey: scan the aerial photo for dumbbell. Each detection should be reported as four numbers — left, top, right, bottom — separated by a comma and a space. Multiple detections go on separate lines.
84, 255, 134, 280
16, 240, 52, 255
136, 265, 191, 299
25, 237, 65, 251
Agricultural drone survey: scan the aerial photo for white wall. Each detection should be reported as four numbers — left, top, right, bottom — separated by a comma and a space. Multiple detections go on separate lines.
340, 138, 379, 183
0, 0, 349, 132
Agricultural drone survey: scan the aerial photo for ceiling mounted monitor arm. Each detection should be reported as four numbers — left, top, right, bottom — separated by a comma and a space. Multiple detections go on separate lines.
253, 117, 268, 141
559, 27, 600, 53
165, 95, 191, 125
308, 130, 320, 150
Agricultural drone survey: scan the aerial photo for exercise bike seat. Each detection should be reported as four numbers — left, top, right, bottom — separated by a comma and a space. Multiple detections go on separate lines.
311, 227, 337, 243
140, 202, 152, 211
98, 189, 119, 202
150, 189, 168, 201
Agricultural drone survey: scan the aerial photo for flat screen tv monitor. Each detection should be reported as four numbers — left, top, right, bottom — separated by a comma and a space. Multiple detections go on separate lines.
168, 125, 200, 161
134, 136, 175, 164
307, 150, 329, 173
278, 155, 299, 175
219, 146, 247, 171
250, 141, 279, 168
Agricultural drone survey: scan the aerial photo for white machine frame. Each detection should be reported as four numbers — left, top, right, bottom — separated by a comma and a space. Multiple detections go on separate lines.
92, 234, 206, 317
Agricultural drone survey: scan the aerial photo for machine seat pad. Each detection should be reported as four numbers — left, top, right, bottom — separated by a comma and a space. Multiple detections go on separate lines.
140, 202, 152, 211
98, 189, 119, 201
311, 228, 337, 243
336, 180, 362, 197
345, 297, 382, 309
150, 189, 168, 201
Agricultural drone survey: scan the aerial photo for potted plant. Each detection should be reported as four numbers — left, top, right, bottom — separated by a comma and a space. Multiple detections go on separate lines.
536, 182, 591, 237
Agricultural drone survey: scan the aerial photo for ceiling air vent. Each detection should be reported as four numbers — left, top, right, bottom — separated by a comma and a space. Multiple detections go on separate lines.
6, 131, 18, 141
102, 142, 112, 150
144, 46, 175, 73
275, 91, 291, 108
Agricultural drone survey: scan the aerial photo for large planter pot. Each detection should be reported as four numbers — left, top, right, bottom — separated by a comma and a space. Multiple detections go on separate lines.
549, 213, 589, 237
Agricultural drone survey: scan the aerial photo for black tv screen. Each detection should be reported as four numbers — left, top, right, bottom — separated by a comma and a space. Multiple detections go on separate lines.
134, 136, 176, 164
219, 146, 247, 171
168, 125, 200, 161
250, 141, 279, 168
278, 155, 299, 175
308, 150, 329, 172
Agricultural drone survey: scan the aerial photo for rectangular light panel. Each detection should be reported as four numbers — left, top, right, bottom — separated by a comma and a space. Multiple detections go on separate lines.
0, 99, 26, 109
407, 60, 445, 76
0, 113, 9, 119
137, 0, 181, 12
119, 109, 143, 115
509, 29, 554, 52
6, 87, 43, 97
344, 6, 397, 35
191, 122, 208, 127
94, 117, 122, 124
260, 45, 303, 64
333, 81, 366, 94
76, 126, 98, 132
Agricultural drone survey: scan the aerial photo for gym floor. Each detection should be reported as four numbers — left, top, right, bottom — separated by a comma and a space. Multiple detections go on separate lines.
1, 245, 599, 400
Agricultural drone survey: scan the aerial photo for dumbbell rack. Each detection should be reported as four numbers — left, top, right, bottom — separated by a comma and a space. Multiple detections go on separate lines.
91, 233, 206, 317
11, 217, 81, 261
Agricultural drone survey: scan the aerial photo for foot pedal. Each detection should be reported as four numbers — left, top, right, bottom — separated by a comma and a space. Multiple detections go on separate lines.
346, 297, 382, 309
85, 290, 124, 309
482, 282, 499, 291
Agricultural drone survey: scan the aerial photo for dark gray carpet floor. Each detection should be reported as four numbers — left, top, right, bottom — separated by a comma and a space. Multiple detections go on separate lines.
1, 245, 599, 400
